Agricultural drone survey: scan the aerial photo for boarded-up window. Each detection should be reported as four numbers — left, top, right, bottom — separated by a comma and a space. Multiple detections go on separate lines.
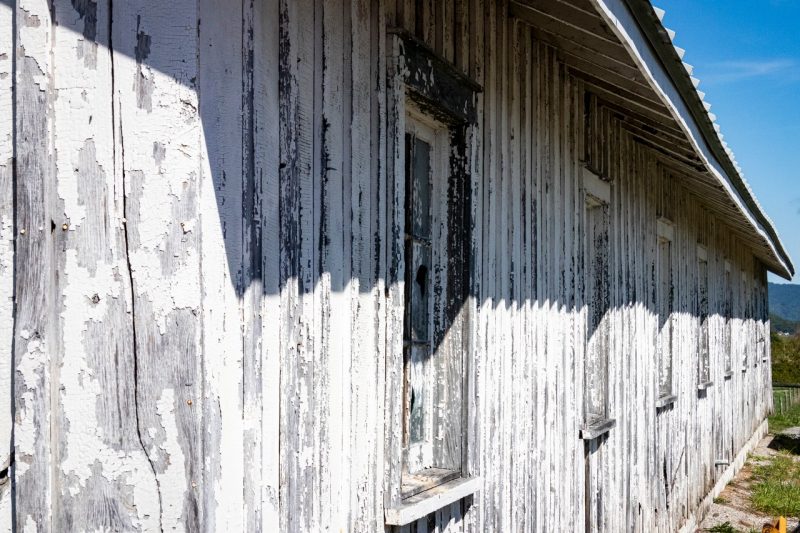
582, 169, 612, 437
756, 270, 767, 363
697, 248, 711, 389
723, 262, 732, 375
656, 219, 674, 403
741, 271, 748, 370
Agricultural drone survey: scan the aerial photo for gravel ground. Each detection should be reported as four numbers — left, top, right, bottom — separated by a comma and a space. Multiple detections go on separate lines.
698, 435, 800, 532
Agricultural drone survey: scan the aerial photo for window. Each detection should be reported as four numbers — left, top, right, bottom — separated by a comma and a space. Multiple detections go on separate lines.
697, 246, 712, 390
581, 169, 614, 439
656, 218, 675, 407
401, 109, 457, 494
723, 261, 733, 377
741, 271, 748, 371
756, 269, 768, 363
385, 32, 480, 526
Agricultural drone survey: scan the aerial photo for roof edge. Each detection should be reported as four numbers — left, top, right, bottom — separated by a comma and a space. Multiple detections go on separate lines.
589, 0, 795, 280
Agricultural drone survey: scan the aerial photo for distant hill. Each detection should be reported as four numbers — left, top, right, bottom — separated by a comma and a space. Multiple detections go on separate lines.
771, 313, 799, 335
769, 282, 800, 326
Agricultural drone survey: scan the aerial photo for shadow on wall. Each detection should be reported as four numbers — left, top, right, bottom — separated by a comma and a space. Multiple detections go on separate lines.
5, 0, 766, 311
7, 0, 763, 414
4, 1, 768, 530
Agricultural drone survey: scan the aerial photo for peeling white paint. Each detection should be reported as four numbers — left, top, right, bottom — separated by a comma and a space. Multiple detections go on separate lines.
4, 2, 782, 532
156, 389, 187, 531
58, 251, 160, 529
0, 482, 11, 533
0, 2, 14, 503
130, 247, 201, 334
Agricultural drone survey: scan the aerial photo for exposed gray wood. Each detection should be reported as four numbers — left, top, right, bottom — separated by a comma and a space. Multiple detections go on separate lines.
50, 1, 163, 530
14, 1, 56, 529
259, 0, 282, 527
112, 1, 203, 529
0, 3, 13, 524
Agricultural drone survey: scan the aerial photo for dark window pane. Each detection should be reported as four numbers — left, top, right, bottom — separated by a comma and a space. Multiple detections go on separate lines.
409, 241, 431, 343
698, 260, 710, 383
409, 137, 432, 240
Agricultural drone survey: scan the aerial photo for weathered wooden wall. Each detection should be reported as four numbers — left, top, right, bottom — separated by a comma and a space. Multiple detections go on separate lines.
2, 0, 774, 532
0, 2, 12, 530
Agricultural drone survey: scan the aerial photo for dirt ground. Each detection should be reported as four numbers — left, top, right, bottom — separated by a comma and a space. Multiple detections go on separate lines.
698, 435, 800, 532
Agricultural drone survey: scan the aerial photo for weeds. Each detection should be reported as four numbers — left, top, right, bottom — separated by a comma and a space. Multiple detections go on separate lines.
750, 452, 800, 516
707, 522, 737, 533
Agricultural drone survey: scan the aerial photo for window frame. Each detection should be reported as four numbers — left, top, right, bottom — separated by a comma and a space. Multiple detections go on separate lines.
656, 218, 676, 408
741, 270, 749, 372
580, 168, 615, 440
384, 30, 481, 526
401, 106, 454, 490
723, 260, 734, 378
697, 245, 713, 391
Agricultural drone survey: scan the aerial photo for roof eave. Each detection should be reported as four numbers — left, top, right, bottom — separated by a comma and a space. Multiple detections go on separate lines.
588, 0, 795, 280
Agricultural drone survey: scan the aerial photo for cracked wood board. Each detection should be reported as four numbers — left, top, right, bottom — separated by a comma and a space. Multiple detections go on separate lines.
0, 1, 12, 529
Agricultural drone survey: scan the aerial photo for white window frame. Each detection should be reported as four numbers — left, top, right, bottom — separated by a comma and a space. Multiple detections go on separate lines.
402, 107, 450, 479
384, 32, 481, 526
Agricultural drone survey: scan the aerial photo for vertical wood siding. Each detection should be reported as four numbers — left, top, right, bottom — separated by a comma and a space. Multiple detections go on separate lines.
0, 2, 12, 529
3, 1, 774, 531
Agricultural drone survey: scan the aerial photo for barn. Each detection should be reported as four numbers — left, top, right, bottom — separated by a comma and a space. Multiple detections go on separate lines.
0, 0, 794, 531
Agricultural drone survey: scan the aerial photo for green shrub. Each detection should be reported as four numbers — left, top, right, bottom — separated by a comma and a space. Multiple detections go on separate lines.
771, 332, 800, 384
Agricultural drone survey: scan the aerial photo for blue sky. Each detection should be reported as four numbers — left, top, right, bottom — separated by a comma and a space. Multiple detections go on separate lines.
658, 0, 800, 283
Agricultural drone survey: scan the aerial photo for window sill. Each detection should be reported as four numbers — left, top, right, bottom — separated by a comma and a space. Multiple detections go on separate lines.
656, 394, 677, 409
385, 476, 482, 526
401, 468, 459, 499
698, 381, 714, 391
580, 418, 616, 440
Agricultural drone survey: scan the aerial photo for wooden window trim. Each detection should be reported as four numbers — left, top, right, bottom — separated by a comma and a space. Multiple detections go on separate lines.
697, 248, 711, 393
656, 394, 677, 409
656, 224, 675, 406
385, 477, 482, 526
723, 260, 733, 375
581, 167, 614, 440
385, 31, 480, 523
580, 418, 616, 441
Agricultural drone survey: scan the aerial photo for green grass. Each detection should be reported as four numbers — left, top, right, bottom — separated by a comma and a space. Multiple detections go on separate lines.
769, 397, 800, 433
750, 452, 800, 517
706, 521, 761, 533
